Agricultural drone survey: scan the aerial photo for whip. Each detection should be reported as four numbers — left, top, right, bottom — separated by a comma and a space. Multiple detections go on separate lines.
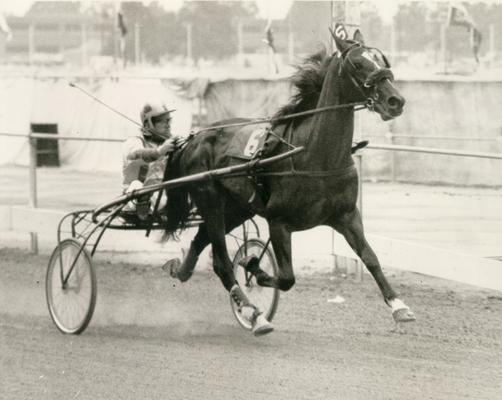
68, 81, 176, 144
69, 82, 144, 130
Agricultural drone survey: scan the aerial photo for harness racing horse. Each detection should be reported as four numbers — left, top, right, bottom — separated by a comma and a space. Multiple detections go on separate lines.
165, 32, 416, 335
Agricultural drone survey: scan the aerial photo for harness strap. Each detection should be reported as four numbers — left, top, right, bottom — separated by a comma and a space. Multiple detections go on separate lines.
364, 69, 394, 88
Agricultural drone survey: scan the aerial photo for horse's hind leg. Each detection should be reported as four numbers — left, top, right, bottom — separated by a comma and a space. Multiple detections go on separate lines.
170, 223, 209, 282
331, 208, 416, 323
201, 194, 273, 335
172, 199, 254, 283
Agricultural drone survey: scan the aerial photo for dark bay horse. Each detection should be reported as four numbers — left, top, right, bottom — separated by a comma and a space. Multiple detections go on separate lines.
166, 32, 416, 335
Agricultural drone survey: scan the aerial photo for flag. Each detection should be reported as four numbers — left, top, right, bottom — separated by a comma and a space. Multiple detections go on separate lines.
262, 20, 276, 53
262, 20, 278, 74
471, 27, 482, 64
447, 3, 482, 63
117, 11, 128, 37
117, 8, 127, 63
0, 13, 12, 41
447, 3, 475, 28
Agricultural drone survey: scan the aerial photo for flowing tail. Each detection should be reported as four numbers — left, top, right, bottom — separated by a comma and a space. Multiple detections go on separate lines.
163, 151, 192, 241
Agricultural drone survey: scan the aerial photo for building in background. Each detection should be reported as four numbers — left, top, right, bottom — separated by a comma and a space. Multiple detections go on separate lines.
0, 1, 333, 68
0, 2, 114, 65
0, 1, 500, 72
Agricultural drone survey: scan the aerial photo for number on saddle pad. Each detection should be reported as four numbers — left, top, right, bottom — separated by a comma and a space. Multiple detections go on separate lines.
243, 128, 267, 158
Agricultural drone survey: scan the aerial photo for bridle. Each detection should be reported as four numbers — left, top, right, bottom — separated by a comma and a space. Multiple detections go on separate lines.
338, 42, 395, 112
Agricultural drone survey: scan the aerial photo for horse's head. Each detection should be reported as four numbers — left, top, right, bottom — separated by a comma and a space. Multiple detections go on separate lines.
331, 30, 405, 121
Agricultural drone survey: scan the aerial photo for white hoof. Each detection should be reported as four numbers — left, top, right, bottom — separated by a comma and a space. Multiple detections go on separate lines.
389, 298, 416, 323
392, 308, 416, 323
252, 314, 274, 336
240, 306, 256, 321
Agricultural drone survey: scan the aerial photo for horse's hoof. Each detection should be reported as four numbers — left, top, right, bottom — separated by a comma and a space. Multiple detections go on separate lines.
252, 314, 274, 336
162, 258, 182, 279
238, 255, 260, 275
392, 308, 416, 323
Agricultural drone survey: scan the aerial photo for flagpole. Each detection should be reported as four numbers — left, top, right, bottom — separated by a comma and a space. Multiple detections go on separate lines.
331, 1, 363, 281
440, 24, 447, 74
113, 16, 118, 65
390, 18, 396, 66
489, 24, 494, 67
28, 23, 35, 65
134, 22, 140, 66
186, 23, 193, 66
81, 23, 87, 67
237, 18, 243, 66
288, 13, 294, 63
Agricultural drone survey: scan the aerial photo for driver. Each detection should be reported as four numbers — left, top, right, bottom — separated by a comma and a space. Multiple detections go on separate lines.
122, 102, 182, 219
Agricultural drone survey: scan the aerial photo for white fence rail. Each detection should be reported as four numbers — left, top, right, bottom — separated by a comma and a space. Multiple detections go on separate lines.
366, 143, 502, 160
1, 131, 123, 253
1, 131, 501, 291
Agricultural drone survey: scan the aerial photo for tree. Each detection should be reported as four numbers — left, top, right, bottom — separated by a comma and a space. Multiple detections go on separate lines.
361, 3, 386, 51
177, 1, 253, 62
394, 2, 430, 53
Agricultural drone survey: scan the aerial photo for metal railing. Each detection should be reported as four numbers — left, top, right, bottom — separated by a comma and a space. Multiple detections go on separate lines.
1, 131, 502, 254
345, 142, 502, 280
365, 143, 502, 160
1, 131, 123, 253
354, 141, 502, 218
0, 131, 123, 143
366, 133, 500, 142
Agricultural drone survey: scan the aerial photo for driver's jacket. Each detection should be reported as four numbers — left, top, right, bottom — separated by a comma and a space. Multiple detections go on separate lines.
121, 135, 165, 191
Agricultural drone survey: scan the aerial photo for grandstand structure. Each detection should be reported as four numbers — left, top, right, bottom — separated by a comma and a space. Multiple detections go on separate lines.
0, 2, 114, 65
0, 2, 335, 67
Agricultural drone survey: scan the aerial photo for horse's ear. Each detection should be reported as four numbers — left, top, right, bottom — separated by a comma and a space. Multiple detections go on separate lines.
353, 29, 365, 45
329, 27, 351, 54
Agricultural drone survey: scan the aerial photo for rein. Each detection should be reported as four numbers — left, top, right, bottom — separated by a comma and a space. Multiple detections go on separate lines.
193, 100, 369, 134
183, 100, 367, 180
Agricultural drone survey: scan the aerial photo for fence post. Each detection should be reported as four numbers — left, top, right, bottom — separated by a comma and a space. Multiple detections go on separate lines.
134, 22, 140, 66
355, 153, 364, 282
28, 135, 38, 254
389, 132, 396, 182
331, 1, 364, 281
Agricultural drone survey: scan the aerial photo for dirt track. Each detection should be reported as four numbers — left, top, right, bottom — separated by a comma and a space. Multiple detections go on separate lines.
2, 248, 502, 400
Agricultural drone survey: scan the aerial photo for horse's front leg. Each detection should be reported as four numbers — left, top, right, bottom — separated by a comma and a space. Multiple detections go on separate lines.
243, 220, 296, 291
331, 208, 416, 323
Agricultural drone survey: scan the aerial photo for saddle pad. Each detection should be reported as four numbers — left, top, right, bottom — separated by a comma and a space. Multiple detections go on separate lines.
226, 127, 268, 160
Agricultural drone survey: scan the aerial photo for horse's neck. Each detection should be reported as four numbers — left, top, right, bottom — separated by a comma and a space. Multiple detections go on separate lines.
307, 56, 354, 170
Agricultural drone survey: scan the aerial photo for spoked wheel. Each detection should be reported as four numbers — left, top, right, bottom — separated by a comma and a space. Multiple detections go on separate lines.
46, 239, 97, 334
230, 238, 280, 330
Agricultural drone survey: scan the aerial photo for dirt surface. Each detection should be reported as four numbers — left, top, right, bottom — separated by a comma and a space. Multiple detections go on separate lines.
2, 248, 502, 400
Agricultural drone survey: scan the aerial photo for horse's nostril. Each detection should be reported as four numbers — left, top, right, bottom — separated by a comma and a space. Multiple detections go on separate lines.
387, 96, 402, 110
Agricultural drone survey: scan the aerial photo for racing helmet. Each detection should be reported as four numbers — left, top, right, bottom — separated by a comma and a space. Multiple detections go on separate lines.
140, 102, 175, 137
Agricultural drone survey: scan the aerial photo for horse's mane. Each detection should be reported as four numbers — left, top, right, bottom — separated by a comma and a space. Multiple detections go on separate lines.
272, 46, 333, 126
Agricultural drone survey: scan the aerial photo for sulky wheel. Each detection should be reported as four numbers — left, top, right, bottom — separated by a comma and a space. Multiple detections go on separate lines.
230, 238, 280, 331
46, 239, 97, 334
